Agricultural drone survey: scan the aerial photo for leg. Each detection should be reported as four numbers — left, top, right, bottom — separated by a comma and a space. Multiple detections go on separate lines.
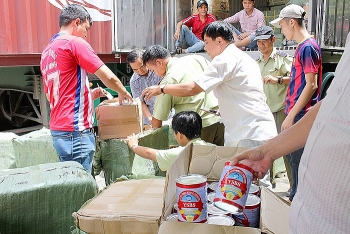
246, 35, 258, 50
176, 25, 198, 49
200, 122, 225, 146
185, 40, 205, 53
286, 147, 303, 201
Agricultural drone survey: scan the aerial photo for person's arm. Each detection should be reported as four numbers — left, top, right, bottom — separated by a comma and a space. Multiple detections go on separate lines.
142, 81, 203, 101
231, 101, 322, 178
94, 65, 133, 104
174, 20, 184, 41
125, 133, 157, 162
282, 72, 318, 131
152, 117, 163, 128
250, 10, 265, 36
223, 12, 239, 24
141, 102, 153, 124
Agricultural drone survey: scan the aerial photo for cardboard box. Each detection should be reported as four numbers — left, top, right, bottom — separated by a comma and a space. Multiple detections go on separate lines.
73, 179, 165, 234
158, 221, 260, 234
161, 144, 290, 233
96, 98, 143, 139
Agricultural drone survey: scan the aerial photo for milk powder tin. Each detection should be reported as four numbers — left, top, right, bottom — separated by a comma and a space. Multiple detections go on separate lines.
233, 194, 261, 228
213, 162, 253, 214
176, 174, 207, 223
166, 213, 178, 222
207, 203, 231, 216
208, 181, 219, 192
207, 192, 215, 203
207, 215, 235, 226
249, 183, 260, 197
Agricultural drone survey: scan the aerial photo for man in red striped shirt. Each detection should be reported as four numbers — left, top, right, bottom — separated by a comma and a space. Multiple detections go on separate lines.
173, 0, 216, 54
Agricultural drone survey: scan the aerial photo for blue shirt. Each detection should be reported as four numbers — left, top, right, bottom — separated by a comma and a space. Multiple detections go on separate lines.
129, 70, 161, 125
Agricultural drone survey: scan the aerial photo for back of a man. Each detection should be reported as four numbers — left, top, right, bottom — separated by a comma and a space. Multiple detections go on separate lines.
155, 55, 224, 145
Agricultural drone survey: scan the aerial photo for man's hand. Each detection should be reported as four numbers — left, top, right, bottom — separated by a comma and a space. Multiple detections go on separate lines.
91, 87, 106, 100
263, 75, 278, 84
124, 133, 139, 149
141, 85, 162, 101
118, 91, 133, 105
174, 31, 180, 41
281, 115, 294, 131
230, 146, 274, 180
238, 32, 249, 40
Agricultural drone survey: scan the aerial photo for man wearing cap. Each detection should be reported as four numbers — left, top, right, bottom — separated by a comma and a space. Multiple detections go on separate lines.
223, 0, 265, 49
255, 25, 293, 191
270, 4, 322, 202
173, 0, 216, 54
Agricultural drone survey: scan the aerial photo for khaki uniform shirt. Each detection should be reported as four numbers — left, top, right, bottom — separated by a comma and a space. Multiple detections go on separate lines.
257, 48, 293, 113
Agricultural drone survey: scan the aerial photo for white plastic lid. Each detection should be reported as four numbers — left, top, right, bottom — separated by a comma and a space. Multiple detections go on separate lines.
207, 215, 235, 226
207, 203, 230, 216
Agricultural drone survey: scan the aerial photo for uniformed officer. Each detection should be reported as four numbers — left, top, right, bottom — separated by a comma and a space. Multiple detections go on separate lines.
255, 25, 293, 191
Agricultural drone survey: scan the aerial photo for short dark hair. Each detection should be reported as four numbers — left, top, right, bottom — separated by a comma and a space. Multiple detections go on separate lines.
59, 4, 92, 28
126, 49, 144, 63
201, 21, 234, 42
142, 45, 171, 65
172, 111, 202, 140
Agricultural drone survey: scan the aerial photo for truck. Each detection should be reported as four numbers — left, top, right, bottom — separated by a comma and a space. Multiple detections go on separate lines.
0, 0, 348, 132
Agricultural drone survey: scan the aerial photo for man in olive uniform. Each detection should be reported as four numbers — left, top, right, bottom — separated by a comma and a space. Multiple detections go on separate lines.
255, 25, 293, 191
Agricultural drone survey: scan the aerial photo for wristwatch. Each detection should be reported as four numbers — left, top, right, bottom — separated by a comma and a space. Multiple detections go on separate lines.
277, 76, 283, 85
160, 84, 166, 94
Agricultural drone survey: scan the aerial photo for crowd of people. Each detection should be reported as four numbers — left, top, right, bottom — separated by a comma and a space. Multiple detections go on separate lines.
40, 1, 349, 233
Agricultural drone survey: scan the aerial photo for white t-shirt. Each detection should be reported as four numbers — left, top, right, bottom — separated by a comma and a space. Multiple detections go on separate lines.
289, 32, 350, 234
195, 44, 277, 146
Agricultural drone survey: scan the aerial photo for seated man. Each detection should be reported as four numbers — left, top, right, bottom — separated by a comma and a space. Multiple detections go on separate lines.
173, 0, 216, 54
127, 49, 161, 125
223, 0, 265, 49
125, 111, 214, 171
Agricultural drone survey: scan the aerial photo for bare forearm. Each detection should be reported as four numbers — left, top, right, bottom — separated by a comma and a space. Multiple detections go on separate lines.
141, 102, 152, 123
164, 82, 203, 97
288, 83, 317, 118
263, 101, 321, 160
132, 145, 157, 162
95, 65, 128, 96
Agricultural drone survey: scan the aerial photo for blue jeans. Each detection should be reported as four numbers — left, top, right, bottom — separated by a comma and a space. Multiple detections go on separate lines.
286, 146, 303, 201
51, 129, 95, 174
231, 25, 257, 49
175, 25, 205, 53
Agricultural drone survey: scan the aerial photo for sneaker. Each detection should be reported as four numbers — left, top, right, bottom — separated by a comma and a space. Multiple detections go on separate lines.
171, 47, 182, 55
286, 188, 291, 197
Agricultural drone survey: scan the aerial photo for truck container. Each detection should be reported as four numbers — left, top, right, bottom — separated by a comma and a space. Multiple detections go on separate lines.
0, 0, 348, 131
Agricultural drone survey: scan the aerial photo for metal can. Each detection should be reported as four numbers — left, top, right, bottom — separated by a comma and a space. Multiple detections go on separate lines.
233, 194, 261, 228
208, 181, 219, 193
207, 203, 231, 216
207, 192, 215, 203
249, 183, 260, 197
176, 174, 207, 223
207, 215, 235, 226
166, 213, 178, 222
213, 162, 253, 214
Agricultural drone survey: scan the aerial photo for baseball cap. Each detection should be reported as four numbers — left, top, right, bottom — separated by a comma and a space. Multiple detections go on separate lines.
197, 0, 208, 8
270, 4, 306, 28
254, 26, 274, 41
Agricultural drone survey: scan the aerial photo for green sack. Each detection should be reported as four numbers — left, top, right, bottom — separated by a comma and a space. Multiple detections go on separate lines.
0, 161, 98, 234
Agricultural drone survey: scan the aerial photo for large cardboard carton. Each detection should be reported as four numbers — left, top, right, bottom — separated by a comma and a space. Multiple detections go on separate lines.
161, 144, 290, 233
96, 98, 143, 139
73, 179, 165, 234
158, 221, 260, 234
260, 186, 290, 234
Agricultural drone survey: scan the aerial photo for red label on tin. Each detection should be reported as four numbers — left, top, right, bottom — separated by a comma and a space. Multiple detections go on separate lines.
178, 190, 204, 222
219, 168, 248, 200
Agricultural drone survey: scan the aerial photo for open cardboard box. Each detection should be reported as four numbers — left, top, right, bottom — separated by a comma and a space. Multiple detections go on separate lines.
96, 98, 143, 140
160, 144, 290, 234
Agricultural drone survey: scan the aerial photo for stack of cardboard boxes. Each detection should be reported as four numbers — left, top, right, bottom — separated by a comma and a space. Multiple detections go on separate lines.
74, 144, 290, 234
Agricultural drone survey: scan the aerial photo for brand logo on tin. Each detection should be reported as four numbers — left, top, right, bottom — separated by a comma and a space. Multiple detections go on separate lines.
233, 213, 250, 226
219, 168, 248, 200
178, 191, 203, 222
